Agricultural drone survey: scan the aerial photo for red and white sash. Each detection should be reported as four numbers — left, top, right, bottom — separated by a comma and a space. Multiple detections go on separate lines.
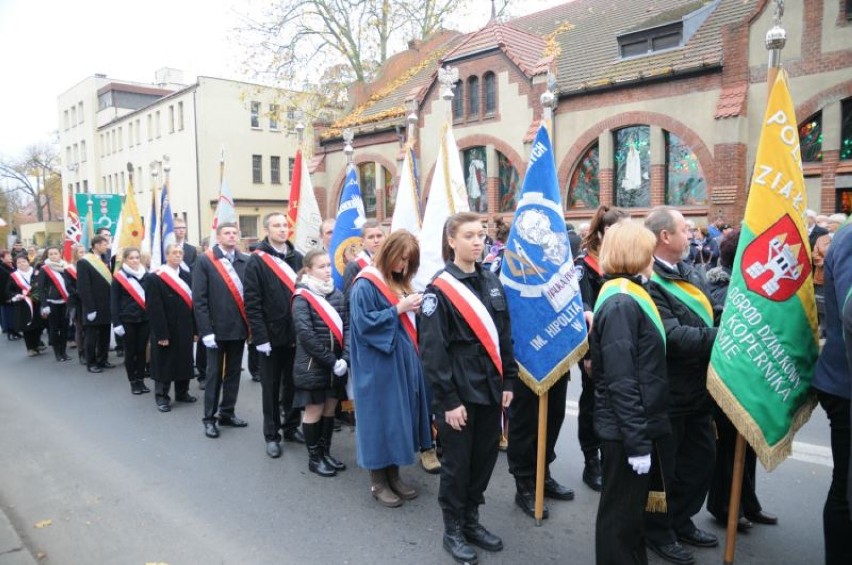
206, 249, 247, 328
294, 288, 343, 347
65, 265, 77, 280
44, 267, 69, 301
356, 265, 418, 351
10, 270, 34, 320
432, 271, 503, 378
157, 266, 193, 310
114, 270, 146, 309
255, 250, 297, 293
355, 250, 371, 270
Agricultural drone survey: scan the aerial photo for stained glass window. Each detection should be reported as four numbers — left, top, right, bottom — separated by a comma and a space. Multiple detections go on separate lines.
497, 151, 520, 212
841, 99, 852, 160
463, 147, 488, 213
799, 112, 822, 162
452, 81, 463, 120
358, 162, 377, 218
484, 72, 496, 115
614, 126, 651, 208
567, 144, 599, 209
468, 76, 480, 117
665, 132, 707, 205
383, 167, 395, 218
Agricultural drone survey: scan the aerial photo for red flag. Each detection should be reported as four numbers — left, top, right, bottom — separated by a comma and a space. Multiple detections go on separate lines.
287, 149, 303, 232
63, 194, 82, 262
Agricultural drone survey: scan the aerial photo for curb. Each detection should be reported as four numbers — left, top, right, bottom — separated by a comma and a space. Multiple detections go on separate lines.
0, 508, 37, 565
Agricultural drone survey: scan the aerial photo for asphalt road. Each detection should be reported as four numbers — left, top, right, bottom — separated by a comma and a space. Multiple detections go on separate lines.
0, 338, 833, 565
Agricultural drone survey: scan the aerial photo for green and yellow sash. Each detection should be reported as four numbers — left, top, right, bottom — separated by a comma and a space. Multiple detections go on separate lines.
594, 278, 665, 347
651, 272, 713, 328
81, 253, 113, 284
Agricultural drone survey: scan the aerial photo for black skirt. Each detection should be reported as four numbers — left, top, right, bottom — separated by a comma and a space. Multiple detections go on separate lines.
292, 385, 342, 408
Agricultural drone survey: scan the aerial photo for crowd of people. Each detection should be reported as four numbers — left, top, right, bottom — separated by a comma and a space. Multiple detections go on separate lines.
0, 205, 849, 565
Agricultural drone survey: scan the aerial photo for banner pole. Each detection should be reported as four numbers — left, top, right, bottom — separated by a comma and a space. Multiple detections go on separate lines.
534, 392, 548, 526
723, 434, 746, 565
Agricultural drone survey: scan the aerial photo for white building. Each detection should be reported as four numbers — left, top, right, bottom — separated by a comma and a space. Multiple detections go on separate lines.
57, 69, 307, 244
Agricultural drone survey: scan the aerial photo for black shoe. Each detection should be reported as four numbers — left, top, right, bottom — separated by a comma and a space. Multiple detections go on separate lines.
250, 372, 261, 382
544, 476, 575, 501
131, 381, 144, 395
175, 393, 197, 403
218, 415, 248, 427
582, 456, 603, 491
646, 541, 695, 565
59, 354, 72, 361
462, 507, 503, 552
87, 366, 103, 373
514, 480, 549, 519
99, 362, 115, 369
204, 422, 220, 438
677, 527, 718, 548
266, 441, 282, 458
157, 403, 171, 413
304, 423, 336, 477
744, 510, 778, 525
712, 515, 753, 532
197, 378, 206, 391
443, 511, 478, 564
283, 428, 305, 444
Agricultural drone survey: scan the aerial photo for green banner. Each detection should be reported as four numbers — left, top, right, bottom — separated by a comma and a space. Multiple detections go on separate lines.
75, 194, 122, 249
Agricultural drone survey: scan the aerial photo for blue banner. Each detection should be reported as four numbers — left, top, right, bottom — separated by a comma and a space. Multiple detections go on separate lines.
499, 125, 588, 394
328, 165, 366, 290
159, 183, 175, 264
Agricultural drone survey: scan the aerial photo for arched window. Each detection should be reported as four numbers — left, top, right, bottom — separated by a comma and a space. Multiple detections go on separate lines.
383, 167, 395, 218
452, 81, 464, 120
798, 112, 823, 162
358, 162, 377, 218
468, 76, 480, 117
665, 132, 707, 205
463, 146, 488, 213
498, 151, 520, 212
484, 72, 496, 115
841, 98, 852, 160
567, 143, 599, 209
613, 126, 651, 208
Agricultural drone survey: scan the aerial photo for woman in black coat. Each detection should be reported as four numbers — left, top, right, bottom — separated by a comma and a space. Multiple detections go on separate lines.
292, 248, 349, 478
591, 220, 670, 565
6, 254, 44, 356
111, 247, 151, 396
38, 246, 73, 361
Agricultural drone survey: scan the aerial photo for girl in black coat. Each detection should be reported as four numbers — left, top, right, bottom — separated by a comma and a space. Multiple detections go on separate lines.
110, 247, 151, 395
591, 220, 670, 565
292, 249, 349, 477
38, 246, 73, 361
6, 254, 44, 356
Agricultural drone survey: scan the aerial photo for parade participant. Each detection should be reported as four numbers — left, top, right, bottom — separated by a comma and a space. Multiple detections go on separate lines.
193, 222, 250, 439
342, 219, 385, 293
420, 213, 517, 564
812, 220, 852, 565
38, 246, 72, 362
349, 230, 432, 507
0, 250, 20, 340
320, 218, 335, 251
195, 238, 211, 388
7, 254, 43, 356
644, 206, 718, 565
591, 220, 669, 565
574, 205, 628, 492
148, 244, 197, 413
173, 217, 198, 269
77, 235, 114, 373
111, 247, 151, 395
292, 249, 349, 476
244, 212, 304, 458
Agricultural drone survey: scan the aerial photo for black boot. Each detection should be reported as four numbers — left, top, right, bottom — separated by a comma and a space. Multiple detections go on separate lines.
58, 344, 71, 361
303, 422, 336, 477
514, 478, 549, 519
442, 510, 478, 564
462, 506, 503, 552
130, 380, 144, 395
582, 455, 603, 492
321, 416, 346, 471
54, 345, 63, 362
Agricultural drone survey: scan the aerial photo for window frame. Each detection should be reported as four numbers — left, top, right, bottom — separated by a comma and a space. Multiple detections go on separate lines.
252, 154, 263, 184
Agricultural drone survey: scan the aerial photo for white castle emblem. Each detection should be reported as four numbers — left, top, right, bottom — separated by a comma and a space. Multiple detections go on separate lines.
745, 233, 804, 297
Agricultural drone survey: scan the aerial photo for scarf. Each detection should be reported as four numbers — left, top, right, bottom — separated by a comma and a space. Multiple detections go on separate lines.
46, 259, 67, 272
302, 273, 334, 296
122, 263, 147, 279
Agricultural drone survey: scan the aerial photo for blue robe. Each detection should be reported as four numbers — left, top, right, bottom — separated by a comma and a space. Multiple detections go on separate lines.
349, 277, 432, 469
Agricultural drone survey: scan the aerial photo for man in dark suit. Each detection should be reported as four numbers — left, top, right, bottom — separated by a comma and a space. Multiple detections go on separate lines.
173, 218, 198, 268
193, 223, 250, 439
77, 235, 115, 373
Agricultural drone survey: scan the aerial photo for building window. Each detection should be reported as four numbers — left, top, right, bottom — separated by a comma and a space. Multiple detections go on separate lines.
239, 215, 259, 240
383, 167, 395, 218
118, 126, 123, 150
271, 156, 281, 184
567, 143, 600, 210
614, 126, 651, 208
618, 23, 683, 58
155, 110, 161, 138
169, 105, 175, 133
147, 114, 153, 140
177, 101, 184, 131
468, 76, 480, 117
83, 180, 88, 193
128, 122, 134, 146
841, 99, 852, 160
665, 132, 707, 206
66, 146, 72, 166
288, 157, 296, 185
252, 154, 263, 184
498, 151, 520, 212
136, 119, 142, 144
269, 104, 279, 130
70, 106, 77, 127
64, 110, 69, 130
484, 72, 496, 115
463, 146, 488, 213
80, 140, 87, 162
73, 143, 79, 165
78, 102, 84, 123
798, 112, 822, 162
251, 101, 261, 128
358, 162, 378, 218
452, 81, 464, 120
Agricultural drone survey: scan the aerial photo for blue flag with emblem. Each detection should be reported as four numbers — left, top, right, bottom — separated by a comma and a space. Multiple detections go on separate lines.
328, 164, 366, 290
499, 125, 588, 395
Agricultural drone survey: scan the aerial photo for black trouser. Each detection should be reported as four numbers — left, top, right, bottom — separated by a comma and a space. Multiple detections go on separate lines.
202, 339, 245, 422
195, 342, 207, 378
706, 404, 761, 520
437, 402, 501, 515
122, 321, 149, 383
818, 391, 852, 565
22, 328, 41, 351
248, 343, 259, 375
596, 440, 650, 565
155, 379, 190, 406
261, 345, 299, 442
85, 323, 110, 367
507, 373, 568, 479
47, 303, 68, 357
644, 411, 715, 545
579, 363, 600, 459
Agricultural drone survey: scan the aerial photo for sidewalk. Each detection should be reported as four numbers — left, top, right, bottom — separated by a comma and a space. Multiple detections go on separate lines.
0, 508, 36, 565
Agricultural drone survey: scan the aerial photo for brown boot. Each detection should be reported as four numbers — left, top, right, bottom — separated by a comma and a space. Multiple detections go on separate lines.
370, 469, 403, 507
387, 465, 418, 500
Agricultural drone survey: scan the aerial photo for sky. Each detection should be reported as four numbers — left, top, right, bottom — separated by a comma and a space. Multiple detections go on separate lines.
0, 0, 564, 161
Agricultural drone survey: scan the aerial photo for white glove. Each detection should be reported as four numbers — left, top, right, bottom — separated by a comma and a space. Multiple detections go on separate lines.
628, 454, 652, 475
202, 334, 217, 349
41, 307, 50, 317
11, 294, 23, 302
87, 311, 97, 321
113, 325, 125, 337
256, 342, 272, 356
333, 359, 348, 377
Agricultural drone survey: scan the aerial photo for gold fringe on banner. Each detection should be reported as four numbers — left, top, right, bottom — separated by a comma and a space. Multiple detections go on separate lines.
645, 491, 667, 514
518, 340, 589, 397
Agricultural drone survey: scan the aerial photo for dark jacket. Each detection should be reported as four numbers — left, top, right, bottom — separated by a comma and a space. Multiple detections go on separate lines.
6, 268, 41, 331
591, 276, 670, 456
192, 245, 249, 341
649, 259, 718, 415
110, 269, 150, 325
808, 224, 828, 250
244, 239, 303, 348
37, 266, 74, 305
180, 242, 198, 268
343, 256, 366, 296
76, 255, 112, 326
705, 266, 731, 307
576, 252, 604, 312
0, 263, 13, 303
420, 262, 517, 413
292, 283, 349, 390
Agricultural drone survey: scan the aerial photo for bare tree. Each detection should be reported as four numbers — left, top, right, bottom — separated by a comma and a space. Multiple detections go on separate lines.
0, 143, 61, 222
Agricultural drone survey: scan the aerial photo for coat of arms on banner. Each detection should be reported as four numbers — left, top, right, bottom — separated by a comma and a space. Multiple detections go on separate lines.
741, 214, 810, 302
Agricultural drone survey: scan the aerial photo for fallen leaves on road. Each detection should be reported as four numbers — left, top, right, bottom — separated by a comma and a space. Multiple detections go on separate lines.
33, 519, 52, 529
